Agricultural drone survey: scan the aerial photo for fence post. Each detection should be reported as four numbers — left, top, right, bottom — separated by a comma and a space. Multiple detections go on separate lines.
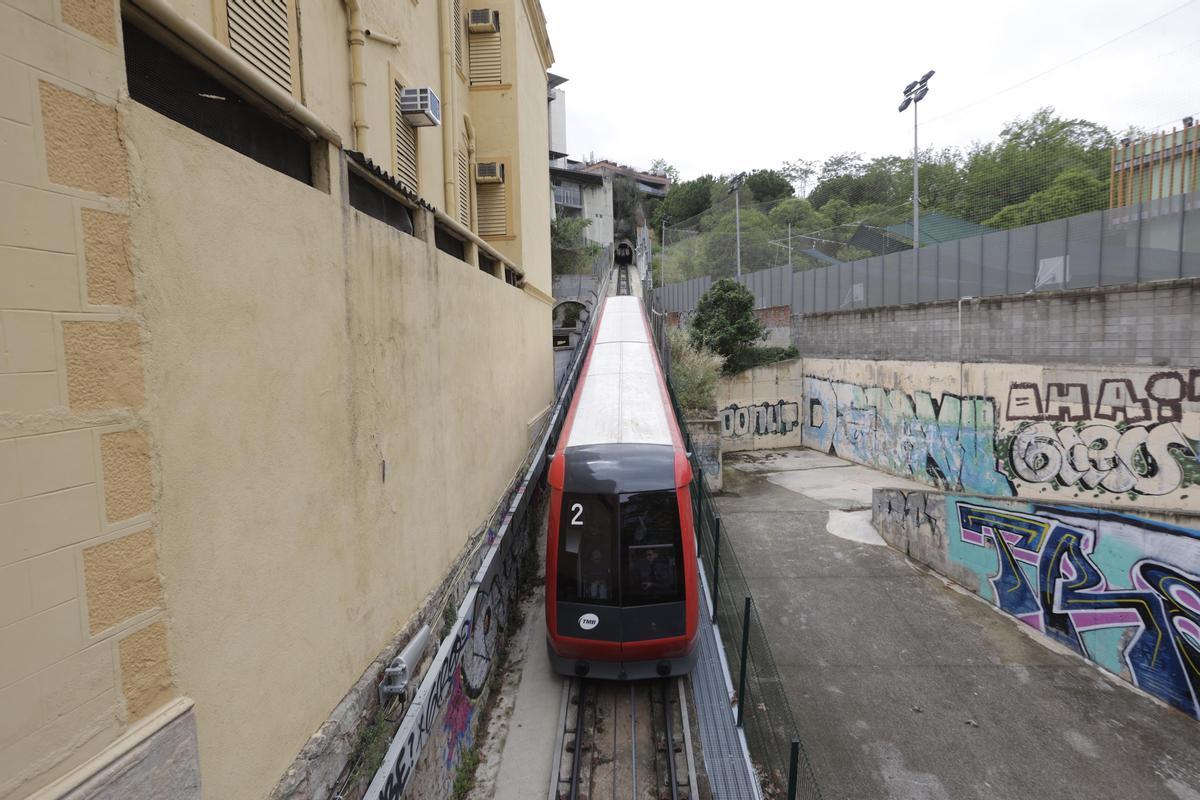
737, 595, 751, 728
711, 518, 722, 620
787, 738, 800, 800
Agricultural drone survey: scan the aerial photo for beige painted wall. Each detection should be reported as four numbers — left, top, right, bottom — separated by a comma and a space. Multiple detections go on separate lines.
1, 0, 554, 796
124, 101, 551, 798
717, 357, 1200, 513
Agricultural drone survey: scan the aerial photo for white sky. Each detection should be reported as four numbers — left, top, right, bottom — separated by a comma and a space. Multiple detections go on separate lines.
541, 0, 1200, 181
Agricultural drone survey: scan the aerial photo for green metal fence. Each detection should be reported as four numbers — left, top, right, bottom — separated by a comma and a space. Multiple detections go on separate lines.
647, 300, 822, 800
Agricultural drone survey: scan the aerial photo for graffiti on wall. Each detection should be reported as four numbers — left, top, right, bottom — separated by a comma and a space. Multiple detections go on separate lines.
953, 500, 1200, 718
801, 377, 1015, 496
367, 480, 536, 800
719, 400, 800, 439
1004, 372, 1200, 498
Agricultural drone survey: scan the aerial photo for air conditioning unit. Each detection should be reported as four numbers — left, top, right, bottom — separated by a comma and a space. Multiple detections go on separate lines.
475, 162, 505, 184
399, 87, 441, 127
468, 9, 498, 33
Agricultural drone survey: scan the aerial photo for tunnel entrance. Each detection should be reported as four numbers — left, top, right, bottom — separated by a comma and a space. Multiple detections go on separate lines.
615, 240, 633, 266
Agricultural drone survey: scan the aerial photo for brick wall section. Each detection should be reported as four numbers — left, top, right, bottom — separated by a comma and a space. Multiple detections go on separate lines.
791, 278, 1200, 366
0, 1, 182, 795
754, 304, 791, 328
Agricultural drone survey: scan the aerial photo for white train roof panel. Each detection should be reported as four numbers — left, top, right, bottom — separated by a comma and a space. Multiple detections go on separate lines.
566, 297, 674, 448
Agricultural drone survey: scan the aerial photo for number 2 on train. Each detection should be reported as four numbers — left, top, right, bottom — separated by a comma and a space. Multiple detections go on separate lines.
570, 503, 583, 526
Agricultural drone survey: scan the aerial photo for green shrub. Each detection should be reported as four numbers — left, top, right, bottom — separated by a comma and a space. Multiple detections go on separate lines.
667, 327, 723, 416
689, 279, 765, 373
724, 345, 799, 374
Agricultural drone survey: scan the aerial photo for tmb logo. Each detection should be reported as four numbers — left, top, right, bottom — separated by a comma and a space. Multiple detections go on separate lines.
578, 613, 599, 631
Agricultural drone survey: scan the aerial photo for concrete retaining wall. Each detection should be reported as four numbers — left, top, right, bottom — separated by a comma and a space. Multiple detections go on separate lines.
715, 357, 1199, 513
872, 488, 1200, 720
792, 278, 1200, 366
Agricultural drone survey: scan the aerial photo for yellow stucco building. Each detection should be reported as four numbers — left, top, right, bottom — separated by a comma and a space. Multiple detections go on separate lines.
0, 0, 555, 797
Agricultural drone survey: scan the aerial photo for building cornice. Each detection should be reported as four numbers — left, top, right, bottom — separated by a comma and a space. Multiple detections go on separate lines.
522, 0, 554, 70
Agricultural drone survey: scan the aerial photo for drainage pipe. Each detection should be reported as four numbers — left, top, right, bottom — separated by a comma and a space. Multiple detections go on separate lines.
124, 0, 342, 146
958, 295, 974, 354
342, 0, 368, 151
437, 0, 456, 214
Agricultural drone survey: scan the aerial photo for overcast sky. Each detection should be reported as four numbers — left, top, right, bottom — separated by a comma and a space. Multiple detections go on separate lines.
541, 0, 1200, 181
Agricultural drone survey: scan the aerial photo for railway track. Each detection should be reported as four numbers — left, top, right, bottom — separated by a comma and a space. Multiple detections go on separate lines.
617, 265, 630, 295
550, 677, 695, 800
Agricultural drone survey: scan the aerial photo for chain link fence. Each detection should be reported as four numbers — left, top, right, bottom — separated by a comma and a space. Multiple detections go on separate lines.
646, 301, 822, 800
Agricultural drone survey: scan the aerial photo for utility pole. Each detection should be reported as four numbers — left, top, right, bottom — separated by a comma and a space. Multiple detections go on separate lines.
899, 70, 934, 251
735, 187, 741, 276
659, 216, 668, 290
729, 172, 746, 277
787, 222, 792, 267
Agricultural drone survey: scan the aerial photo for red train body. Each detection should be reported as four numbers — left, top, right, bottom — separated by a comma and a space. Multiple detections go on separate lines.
545, 295, 699, 680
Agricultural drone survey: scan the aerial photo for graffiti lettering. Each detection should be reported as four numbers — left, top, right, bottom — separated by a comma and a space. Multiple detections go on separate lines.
1008, 420, 1197, 496
955, 501, 1200, 718
1006, 370, 1200, 424
801, 377, 1014, 496
719, 401, 800, 439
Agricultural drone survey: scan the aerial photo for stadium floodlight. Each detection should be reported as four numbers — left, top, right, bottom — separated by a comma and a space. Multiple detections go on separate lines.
899, 71, 934, 250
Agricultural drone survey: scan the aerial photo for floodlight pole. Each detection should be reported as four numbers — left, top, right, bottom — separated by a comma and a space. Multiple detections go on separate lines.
912, 97, 919, 253
899, 70, 933, 252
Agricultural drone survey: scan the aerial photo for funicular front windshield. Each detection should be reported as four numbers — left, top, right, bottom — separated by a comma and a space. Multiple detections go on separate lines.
557, 490, 682, 607
619, 491, 684, 605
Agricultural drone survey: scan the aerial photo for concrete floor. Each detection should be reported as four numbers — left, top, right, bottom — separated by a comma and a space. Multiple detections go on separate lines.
717, 448, 1200, 800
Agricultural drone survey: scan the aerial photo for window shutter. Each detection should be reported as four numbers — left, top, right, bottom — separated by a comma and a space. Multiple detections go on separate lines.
227, 0, 293, 93
457, 150, 470, 226
393, 83, 419, 189
477, 182, 507, 237
452, 0, 464, 73
468, 29, 501, 86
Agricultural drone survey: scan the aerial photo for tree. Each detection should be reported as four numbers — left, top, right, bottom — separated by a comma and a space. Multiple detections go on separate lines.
781, 159, 818, 196
768, 198, 830, 235
649, 158, 680, 184
652, 174, 717, 229
984, 169, 1107, 229
743, 169, 794, 203
951, 108, 1112, 223
689, 279, 764, 371
612, 176, 642, 241
550, 216, 598, 275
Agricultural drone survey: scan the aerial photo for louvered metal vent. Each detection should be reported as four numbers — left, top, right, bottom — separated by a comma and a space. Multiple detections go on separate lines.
227, 0, 292, 93
393, 83, 418, 190
452, 0, 464, 71
457, 151, 470, 226
468, 8, 498, 32
477, 182, 506, 237
468, 29, 501, 86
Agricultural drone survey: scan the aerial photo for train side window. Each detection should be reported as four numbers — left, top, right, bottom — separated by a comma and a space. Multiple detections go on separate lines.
558, 493, 617, 606
619, 491, 683, 606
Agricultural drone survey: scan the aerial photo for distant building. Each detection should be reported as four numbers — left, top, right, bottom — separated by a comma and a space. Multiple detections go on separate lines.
547, 75, 615, 244
1111, 118, 1200, 206
580, 159, 672, 198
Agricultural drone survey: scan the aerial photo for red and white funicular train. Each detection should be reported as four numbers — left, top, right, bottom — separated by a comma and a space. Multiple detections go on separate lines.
546, 295, 700, 679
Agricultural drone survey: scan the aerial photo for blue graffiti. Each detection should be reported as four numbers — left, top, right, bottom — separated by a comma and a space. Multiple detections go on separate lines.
802, 377, 1013, 496
956, 501, 1200, 718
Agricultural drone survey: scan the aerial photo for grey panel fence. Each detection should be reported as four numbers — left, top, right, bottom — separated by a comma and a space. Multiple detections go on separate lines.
654, 191, 1200, 315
